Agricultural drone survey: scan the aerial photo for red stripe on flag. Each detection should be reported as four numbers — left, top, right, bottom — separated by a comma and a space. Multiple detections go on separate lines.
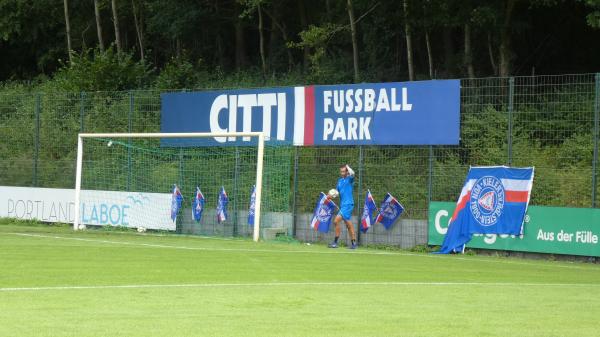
450, 191, 471, 222
506, 190, 529, 203
304, 86, 315, 146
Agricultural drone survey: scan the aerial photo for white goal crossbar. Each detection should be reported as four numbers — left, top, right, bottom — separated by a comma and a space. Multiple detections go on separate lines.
74, 132, 266, 242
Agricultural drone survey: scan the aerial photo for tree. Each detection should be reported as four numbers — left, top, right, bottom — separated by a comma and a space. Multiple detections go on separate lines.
347, 0, 359, 82
94, 0, 105, 51
264, 3, 294, 72
238, 0, 268, 78
498, 0, 517, 77
111, 0, 122, 54
234, 1, 248, 69
131, 0, 144, 60
403, 0, 414, 81
63, 0, 73, 62
257, 1, 267, 78
463, 22, 475, 78
582, 0, 600, 28
297, 0, 310, 72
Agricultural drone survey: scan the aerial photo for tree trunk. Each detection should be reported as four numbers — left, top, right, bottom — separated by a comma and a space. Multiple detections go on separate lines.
111, 0, 122, 54
131, 0, 144, 60
425, 30, 433, 79
63, 0, 73, 62
94, 0, 105, 51
443, 28, 454, 75
403, 0, 414, 81
297, 0, 310, 72
487, 32, 498, 76
234, 2, 247, 70
464, 23, 475, 78
347, 0, 359, 82
214, 0, 224, 68
499, 0, 516, 77
258, 2, 267, 79
265, 8, 294, 72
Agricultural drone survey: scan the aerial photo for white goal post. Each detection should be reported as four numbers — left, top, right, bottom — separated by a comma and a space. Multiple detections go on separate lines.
73, 132, 265, 242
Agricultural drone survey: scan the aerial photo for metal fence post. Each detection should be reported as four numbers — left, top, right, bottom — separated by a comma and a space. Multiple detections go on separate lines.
232, 147, 240, 237
592, 73, 600, 208
127, 91, 133, 191
508, 77, 515, 166
79, 92, 86, 132
427, 146, 433, 204
33, 93, 41, 187
291, 146, 299, 238
356, 146, 364, 243
177, 148, 184, 233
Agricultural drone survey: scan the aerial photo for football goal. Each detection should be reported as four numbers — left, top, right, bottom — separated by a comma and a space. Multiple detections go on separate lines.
73, 132, 275, 242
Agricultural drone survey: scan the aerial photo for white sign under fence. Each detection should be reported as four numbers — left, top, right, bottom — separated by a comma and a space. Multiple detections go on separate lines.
0, 186, 174, 230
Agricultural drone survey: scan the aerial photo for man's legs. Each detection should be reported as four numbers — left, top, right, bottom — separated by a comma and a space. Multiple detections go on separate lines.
328, 214, 357, 248
344, 219, 356, 241
328, 215, 343, 248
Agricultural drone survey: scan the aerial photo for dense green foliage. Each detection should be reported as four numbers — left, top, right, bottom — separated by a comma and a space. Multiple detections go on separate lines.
1, 224, 600, 336
0, 0, 599, 84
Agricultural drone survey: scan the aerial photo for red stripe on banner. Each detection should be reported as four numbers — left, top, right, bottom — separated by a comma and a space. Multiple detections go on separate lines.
304, 86, 315, 146
451, 191, 471, 222
506, 190, 529, 203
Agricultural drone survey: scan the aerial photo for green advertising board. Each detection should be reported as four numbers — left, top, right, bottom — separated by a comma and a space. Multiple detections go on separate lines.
429, 202, 600, 257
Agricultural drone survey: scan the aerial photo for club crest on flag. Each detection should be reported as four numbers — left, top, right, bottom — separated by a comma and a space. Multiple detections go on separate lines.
469, 176, 505, 226
310, 192, 337, 233
375, 193, 404, 230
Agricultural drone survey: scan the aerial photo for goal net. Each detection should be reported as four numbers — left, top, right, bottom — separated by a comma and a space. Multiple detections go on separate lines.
73, 132, 292, 241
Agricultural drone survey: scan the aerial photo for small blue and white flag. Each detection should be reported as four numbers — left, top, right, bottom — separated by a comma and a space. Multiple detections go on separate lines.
170, 184, 183, 223
192, 186, 205, 222
248, 185, 256, 226
310, 192, 337, 233
217, 186, 228, 223
360, 190, 377, 233
375, 193, 404, 230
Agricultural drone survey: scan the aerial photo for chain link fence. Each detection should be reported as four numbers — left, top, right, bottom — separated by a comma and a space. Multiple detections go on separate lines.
1, 73, 599, 246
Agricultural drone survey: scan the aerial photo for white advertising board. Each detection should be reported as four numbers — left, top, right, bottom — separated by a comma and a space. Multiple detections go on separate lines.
0, 186, 175, 230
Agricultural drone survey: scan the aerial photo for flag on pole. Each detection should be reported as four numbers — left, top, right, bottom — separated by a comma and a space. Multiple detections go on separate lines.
192, 186, 205, 222
438, 166, 534, 254
310, 192, 337, 233
217, 186, 228, 223
248, 185, 257, 226
170, 184, 183, 222
360, 190, 377, 233
375, 193, 404, 230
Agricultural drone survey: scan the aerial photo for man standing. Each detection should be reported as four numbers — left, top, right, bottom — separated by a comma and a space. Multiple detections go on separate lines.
329, 164, 357, 249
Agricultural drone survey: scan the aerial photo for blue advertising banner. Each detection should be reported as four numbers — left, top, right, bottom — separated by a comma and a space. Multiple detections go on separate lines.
160, 80, 460, 146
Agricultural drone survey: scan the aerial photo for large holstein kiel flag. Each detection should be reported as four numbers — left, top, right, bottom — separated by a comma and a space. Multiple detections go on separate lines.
439, 166, 534, 254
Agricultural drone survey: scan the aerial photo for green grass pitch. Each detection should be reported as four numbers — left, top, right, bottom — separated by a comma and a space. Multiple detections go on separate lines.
1, 222, 599, 337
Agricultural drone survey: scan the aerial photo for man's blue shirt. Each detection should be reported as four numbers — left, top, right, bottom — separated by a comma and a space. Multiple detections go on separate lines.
337, 176, 354, 207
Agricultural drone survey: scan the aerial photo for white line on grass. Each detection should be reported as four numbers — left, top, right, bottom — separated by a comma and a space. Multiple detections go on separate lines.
2, 281, 600, 292
3, 232, 599, 271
